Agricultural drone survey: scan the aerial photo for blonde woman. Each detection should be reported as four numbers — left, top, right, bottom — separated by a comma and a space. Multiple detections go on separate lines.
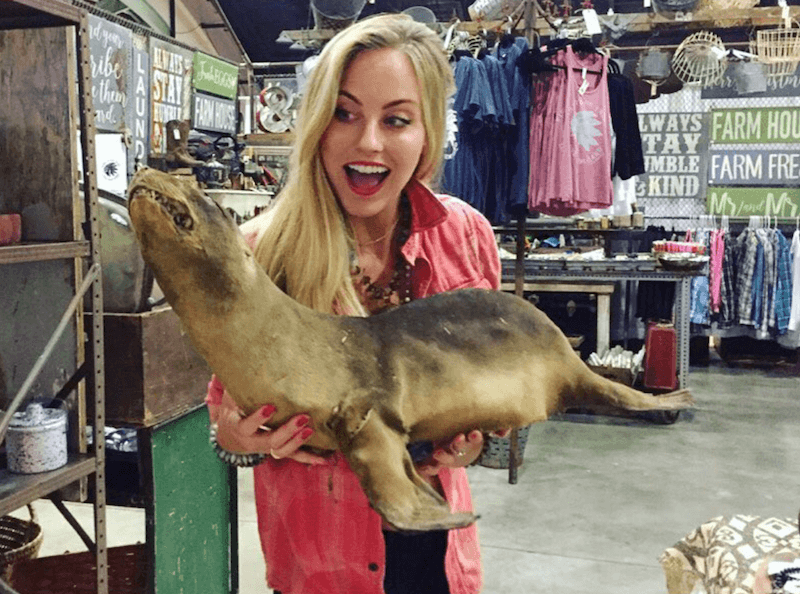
206, 14, 501, 594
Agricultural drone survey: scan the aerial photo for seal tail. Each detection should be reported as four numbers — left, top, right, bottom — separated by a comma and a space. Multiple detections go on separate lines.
332, 406, 476, 532
569, 366, 695, 412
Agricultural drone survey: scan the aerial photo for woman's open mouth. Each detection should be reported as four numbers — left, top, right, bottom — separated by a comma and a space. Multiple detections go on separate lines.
345, 164, 390, 197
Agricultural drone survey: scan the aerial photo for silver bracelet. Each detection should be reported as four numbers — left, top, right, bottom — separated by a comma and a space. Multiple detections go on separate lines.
209, 423, 268, 467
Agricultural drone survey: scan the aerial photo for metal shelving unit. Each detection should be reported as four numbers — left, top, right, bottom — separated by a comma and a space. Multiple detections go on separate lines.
0, 1, 106, 593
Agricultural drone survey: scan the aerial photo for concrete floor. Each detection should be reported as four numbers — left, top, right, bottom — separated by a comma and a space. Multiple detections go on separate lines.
15, 354, 800, 593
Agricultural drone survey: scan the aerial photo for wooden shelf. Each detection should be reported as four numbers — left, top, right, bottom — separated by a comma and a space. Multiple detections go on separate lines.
279, 6, 800, 44
0, 454, 96, 516
0, 241, 90, 265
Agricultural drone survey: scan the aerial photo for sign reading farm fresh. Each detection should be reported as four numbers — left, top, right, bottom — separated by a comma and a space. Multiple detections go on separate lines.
636, 112, 708, 199
711, 107, 800, 144
192, 92, 236, 134
709, 149, 800, 186
192, 53, 238, 100
707, 187, 800, 218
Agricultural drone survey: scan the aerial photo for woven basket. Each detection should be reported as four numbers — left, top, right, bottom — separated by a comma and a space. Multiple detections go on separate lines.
754, 22, 800, 78
0, 505, 43, 585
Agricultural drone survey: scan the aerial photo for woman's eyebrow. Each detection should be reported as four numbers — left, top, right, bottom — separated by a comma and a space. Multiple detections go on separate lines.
338, 90, 417, 110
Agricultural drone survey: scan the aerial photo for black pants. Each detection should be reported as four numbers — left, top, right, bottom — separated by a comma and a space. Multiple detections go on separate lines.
273, 530, 450, 594
383, 529, 450, 594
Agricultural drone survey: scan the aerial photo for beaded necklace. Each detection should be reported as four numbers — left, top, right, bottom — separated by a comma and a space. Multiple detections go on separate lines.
350, 194, 413, 314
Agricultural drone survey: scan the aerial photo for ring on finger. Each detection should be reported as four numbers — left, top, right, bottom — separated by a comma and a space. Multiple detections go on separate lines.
456, 450, 466, 458
269, 449, 283, 460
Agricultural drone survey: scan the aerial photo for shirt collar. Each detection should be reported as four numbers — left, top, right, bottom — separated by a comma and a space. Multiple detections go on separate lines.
405, 178, 448, 233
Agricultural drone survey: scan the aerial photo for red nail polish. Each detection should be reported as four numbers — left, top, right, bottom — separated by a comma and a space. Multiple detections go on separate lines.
300, 427, 313, 439
262, 405, 276, 418
295, 415, 310, 427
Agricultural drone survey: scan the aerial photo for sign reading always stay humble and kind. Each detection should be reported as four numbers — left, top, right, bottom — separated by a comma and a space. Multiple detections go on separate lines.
636, 112, 709, 199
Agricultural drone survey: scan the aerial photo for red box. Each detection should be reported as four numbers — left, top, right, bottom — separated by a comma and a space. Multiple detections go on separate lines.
0, 214, 22, 245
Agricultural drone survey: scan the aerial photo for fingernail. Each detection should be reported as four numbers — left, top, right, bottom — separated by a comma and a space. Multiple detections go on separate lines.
295, 415, 310, 427
300, 427, 313, 439
261, 405, 276, 418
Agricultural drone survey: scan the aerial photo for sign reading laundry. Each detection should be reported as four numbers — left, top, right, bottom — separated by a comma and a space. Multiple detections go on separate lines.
709, 149, 800, 186
636, 112, 708, 199
707, 187, 800, 217
192, 92, 237, 134
710, 107, 800, 143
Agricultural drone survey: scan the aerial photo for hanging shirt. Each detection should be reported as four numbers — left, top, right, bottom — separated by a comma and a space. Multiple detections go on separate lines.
774, 229, 793, 334
495, 36, 531, 219
529, 47, 613, 216
442, 55, 496, 215
479, 52, 514, 224
788, 229, 800, 332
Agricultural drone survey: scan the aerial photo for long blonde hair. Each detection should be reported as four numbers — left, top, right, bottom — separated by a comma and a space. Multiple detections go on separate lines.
251, 14, 455, 315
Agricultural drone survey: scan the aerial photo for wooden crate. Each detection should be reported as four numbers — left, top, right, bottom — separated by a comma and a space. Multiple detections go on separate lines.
100, 307, 210, 427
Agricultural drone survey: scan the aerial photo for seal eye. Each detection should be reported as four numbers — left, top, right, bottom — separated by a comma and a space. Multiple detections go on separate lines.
174, 213, 193, 229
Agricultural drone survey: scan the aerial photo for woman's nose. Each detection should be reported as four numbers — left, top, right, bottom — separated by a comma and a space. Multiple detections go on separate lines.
357, 119, 383, 152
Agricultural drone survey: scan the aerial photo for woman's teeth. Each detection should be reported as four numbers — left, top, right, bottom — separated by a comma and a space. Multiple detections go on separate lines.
347, 164, 388, 174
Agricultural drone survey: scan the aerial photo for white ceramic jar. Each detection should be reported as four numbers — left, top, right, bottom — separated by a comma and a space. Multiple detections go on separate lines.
6, 403, 68, 474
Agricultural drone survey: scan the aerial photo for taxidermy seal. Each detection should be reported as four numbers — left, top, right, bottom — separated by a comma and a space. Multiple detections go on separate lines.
127, 168, 694, 533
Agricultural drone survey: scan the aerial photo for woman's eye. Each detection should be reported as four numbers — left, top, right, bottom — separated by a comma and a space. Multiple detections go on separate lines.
386, 116, 412, 128
334, 107, 353, 122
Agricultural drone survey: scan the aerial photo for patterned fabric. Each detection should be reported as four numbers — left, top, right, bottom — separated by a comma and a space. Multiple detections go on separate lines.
737, 230, 758, 326
719, 233, 738, 328
774, 230, 793, 334
661, 515, 800, 594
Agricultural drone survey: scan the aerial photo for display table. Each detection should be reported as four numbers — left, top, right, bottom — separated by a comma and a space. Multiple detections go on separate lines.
501, 257, 707, 389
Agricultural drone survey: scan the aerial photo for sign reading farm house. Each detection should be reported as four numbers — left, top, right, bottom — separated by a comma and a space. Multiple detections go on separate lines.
636, 112, 708, 200
711, 107, 800, 144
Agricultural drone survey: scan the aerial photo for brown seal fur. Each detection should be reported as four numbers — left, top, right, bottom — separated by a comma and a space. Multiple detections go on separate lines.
127, 168, 694, 532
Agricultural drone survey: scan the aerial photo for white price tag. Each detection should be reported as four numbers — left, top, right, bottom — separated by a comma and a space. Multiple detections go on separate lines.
578, 68, 589, 95
582, 8, 603, 35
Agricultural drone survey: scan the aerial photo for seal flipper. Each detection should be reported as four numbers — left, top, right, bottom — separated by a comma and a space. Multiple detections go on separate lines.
329, 403, 477, 532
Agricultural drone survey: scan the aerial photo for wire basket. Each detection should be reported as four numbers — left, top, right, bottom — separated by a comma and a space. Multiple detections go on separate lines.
478, 426, 532, 469
671, 31, 728, 87
754, 21, 800, 79
0, 505, 43, 585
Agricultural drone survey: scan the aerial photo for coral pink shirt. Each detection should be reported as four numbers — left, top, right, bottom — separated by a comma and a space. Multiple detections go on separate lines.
206, 179, 501, 594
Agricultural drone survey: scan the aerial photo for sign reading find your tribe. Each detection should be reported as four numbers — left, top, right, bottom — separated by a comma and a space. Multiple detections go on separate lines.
636, 112, 709, 200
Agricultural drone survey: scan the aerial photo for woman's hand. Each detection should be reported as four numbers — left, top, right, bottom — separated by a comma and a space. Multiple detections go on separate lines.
416, 431, 485, 477
209, 390, 327, 465
416, 429, 513, 478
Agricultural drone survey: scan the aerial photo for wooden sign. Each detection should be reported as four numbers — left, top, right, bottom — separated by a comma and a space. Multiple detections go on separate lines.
636, 112, 709, 199
710, 107, 800, 144
709, 149, 800, 186
88, 15, 131, 131
192, 53, 238, 100
702, 62, 800, 99
707, 187, 800, 217
150, 39, 192, 154
192, 92, 237, 134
